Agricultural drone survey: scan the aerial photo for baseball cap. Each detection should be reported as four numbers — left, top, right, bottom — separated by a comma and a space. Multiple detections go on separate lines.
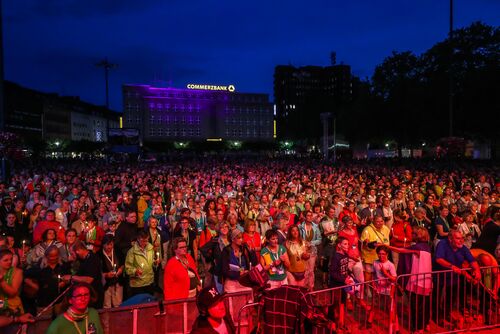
196, 287, 225, 313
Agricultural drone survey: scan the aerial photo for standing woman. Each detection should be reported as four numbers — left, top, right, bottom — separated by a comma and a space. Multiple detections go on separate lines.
191, 203, 207, 235
0, 249, 24, 317
338, 216, 364, 292
457, 212, 481, 249
242, 219, 261, 261
285, 225, 309, 287
260, 229, 290, 289
146, 216, 168, 291
173, 217, 199, 262
28, 228, 63, 267
164, 237, 201, 300
221, 229, 257, 293
200, 221, 231, 292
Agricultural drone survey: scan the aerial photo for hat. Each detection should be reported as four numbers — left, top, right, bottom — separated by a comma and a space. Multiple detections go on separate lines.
230, 228, 242, 240
367, 198, 376, 203
196, 287, 225, 314
7, 187, 16, 192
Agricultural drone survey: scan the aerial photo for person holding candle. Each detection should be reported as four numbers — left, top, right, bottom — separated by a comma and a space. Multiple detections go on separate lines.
79, 215, 105, 253
125, 230, 157, 297
389, 209, 412, 269
145, 216, 168, 293
164, 237, 201, 300
100, 236, 124, 308
24, 245, 71, 317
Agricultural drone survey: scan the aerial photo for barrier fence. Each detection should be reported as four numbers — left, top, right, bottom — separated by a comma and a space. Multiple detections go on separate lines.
19, 290, 253, 334
303, 266, 499, 334
9, 267, 499, 334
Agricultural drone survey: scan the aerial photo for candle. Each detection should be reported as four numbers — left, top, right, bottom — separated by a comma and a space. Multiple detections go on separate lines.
141, 263, 144, 269
113, 264, 117, 272
22, 240, 26, 247
58, 274, 61, 281
156, 252, 160, 259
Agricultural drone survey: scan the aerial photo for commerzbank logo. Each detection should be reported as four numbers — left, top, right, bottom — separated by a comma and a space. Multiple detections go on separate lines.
186, 83, 236, 92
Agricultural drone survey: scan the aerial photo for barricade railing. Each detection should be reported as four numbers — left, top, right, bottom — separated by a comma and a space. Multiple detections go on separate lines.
305, 278, 397, 333
300, 266, 499, 334
23, 290, 254, 334
395, 265, 499, 334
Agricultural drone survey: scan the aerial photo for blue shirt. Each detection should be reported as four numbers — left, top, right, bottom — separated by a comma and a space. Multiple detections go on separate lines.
434, 238, 476, 284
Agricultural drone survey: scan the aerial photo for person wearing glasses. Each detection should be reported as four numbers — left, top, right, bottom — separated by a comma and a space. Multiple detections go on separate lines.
46, 282, 103, 334
164, 237, 200, 300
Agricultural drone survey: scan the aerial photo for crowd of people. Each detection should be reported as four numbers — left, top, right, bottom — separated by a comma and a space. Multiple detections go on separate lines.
0, 159, 498, 333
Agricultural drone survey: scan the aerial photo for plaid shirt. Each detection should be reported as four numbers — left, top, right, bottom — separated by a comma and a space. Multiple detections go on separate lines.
261, 285, 333, 334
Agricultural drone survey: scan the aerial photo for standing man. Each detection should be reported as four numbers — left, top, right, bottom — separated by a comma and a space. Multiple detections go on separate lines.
115, 211, 139, 262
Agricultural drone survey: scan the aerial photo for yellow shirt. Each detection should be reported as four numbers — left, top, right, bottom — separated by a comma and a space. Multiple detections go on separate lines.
360, 224, 390, 264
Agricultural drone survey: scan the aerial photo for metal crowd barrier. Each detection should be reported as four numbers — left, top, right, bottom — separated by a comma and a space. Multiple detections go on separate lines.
300, 266, 499, 334
395, 266, 499, 334
305, 278, 396, 333
22, 290, 253, 334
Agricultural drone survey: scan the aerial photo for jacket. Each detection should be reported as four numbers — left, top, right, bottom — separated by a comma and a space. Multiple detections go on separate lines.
164, 253, 199, 300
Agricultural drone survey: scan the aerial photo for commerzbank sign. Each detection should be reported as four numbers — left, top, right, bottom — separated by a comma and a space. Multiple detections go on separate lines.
186, 83, 236, 92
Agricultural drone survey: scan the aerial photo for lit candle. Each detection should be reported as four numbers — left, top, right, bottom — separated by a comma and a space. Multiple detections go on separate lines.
113, 264, 117, 272
156, 252, 160, 259
141, 263, 144, 269
404, 237, 407, 247
22, 240, 26, 247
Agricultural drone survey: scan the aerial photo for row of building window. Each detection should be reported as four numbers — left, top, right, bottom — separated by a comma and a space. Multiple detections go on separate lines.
125, 90, 267, 103
224, 129, 271, 137
149, 129, 202, 137
224, 119, 271, 126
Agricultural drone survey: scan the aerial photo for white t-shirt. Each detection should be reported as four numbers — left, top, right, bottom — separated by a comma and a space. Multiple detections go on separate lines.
213, 319, 229, 334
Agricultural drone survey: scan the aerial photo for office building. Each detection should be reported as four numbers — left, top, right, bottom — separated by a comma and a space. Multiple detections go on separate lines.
123, 84, 274, 142
274, 63, 352, 142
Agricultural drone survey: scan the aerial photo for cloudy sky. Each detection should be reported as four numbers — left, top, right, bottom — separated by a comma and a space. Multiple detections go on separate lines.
4, 0, 499, 111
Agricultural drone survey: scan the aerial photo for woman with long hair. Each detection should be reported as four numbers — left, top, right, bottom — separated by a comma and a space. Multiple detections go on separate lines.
28, 228, 63, 267
0, 249, 24, 317
285, 225, 309, 287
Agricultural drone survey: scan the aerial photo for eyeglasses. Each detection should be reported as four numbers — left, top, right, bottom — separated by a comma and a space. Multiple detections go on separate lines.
72, 293, 90, 299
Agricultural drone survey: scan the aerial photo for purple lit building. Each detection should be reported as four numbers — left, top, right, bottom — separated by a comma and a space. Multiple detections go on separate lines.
123, 84, 274, 142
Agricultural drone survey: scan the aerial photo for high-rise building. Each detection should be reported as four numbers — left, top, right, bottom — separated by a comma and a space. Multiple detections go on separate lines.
274, 64, 352, 142
123, 84, 274, 142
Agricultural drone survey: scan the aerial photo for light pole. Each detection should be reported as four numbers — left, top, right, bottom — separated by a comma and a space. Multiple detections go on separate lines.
95, 57, 117, 109
0, 0, 5, 131
448, 0, 454, 137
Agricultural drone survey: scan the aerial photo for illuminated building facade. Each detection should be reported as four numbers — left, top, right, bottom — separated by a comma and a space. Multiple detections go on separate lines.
123, 84, 274, 142
274, 64, 352, 142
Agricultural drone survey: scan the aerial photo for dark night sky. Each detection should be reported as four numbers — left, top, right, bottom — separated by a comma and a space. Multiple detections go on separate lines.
4, 0, 499, 111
